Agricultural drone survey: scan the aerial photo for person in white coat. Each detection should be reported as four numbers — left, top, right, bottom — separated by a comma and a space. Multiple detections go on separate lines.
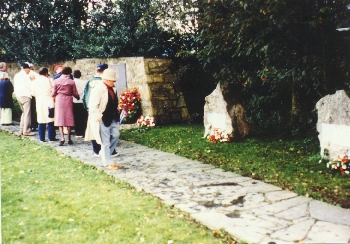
85, 68, 120, 169
31, 67, 57, 142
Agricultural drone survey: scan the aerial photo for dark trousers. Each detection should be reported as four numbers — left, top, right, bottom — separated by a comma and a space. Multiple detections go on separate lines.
73, 103, 88, 136
31, 97, 37, 130
38, 122, 55, 141
92, 140, 101, 154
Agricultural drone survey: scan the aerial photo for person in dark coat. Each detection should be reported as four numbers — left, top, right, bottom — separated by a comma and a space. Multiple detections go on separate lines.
0, 72, 14, 125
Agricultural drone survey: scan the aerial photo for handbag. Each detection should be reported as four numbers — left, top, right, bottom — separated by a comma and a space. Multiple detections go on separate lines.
48, 107, 54, 118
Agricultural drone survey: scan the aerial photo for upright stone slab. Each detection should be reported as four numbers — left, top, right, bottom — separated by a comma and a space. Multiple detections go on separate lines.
316, 90, 350, 159
203, 83, 249, 139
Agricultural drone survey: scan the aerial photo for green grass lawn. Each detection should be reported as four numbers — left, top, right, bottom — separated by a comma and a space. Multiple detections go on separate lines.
120, 124, 350, 209
0, 131, 233, 244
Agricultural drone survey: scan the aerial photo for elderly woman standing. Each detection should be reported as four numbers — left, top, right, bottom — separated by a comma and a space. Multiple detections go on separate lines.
0, 72, 14, 126
31, 67, 56, 142
52, 67, 80, 146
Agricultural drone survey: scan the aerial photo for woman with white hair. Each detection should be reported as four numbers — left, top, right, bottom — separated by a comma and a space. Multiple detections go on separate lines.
0, 72, 14, 125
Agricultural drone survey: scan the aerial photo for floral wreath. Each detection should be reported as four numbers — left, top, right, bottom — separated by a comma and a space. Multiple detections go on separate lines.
118, 87, 141, 123
326, 152, 350, 175
207, 128, 231, 143
137, 115, 155, 127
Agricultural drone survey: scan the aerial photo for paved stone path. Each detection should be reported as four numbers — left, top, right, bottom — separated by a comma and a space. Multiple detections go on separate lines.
1, 123, 350, 243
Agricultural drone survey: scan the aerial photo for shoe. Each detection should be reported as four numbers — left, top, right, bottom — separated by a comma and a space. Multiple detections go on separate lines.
68, 140, 73, 145
23, 132, 36, 136
105, 164, 121, 170
111, 151, 119, 157
39, 140, 47, 143
59, 140, 65, 146
93, 152, 100, 157
49, 138, 58, 142
75, 135, 83, 138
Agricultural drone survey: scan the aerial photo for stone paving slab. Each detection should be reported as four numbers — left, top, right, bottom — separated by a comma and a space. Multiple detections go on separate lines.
1, 123, 350, 244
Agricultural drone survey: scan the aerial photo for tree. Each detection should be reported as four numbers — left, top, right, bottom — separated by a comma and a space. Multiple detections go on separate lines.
195, 0, 350, 135
0, 0, 91, 64
79, 0, 181, 58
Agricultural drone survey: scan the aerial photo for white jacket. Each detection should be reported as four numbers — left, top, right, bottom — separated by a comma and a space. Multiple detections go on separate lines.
31, 75, 55, 123
14, 70, 32, 98
84, 81, 116, 144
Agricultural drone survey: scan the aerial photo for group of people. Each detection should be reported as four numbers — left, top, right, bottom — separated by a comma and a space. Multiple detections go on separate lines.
0, 62, 122, 169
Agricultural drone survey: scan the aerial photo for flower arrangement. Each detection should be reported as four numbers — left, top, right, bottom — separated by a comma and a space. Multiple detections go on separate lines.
137, 115, 155, 127
118, 87, 141, 123
326, 152, 350, 175
207, 129, 230, 143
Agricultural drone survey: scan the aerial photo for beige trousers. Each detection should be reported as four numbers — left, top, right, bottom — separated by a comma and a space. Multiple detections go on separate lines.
17, 96, 32, 134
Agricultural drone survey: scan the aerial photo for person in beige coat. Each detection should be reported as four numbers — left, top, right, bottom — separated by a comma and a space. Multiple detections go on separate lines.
85, 68, 120, 169
31, 67, 57, 142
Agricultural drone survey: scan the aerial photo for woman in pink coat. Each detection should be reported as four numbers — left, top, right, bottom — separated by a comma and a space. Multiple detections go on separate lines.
52, 67, 80, 146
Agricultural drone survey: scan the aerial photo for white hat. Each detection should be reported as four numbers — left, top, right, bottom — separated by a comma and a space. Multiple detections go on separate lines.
25, 62, 34, 68
101, 68, 118, 81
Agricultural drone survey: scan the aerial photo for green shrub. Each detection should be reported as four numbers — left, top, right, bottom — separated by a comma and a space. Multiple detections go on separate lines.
12, 97, 21, 121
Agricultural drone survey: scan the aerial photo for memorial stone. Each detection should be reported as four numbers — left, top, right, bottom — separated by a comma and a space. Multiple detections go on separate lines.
203, 83, 249, 139
316, 90, 350, 159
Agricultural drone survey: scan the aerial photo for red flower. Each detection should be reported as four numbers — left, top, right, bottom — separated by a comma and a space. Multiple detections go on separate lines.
118, 88, 141, 120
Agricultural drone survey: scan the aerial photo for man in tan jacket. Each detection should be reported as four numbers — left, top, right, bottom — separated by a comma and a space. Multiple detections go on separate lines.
85, 69, 120, 169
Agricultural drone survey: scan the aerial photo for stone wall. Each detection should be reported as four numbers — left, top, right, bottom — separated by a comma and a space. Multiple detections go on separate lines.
5, 57, 190, 125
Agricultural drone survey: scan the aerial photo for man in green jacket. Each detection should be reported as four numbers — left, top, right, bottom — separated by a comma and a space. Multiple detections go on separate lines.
83, 63, 108, 156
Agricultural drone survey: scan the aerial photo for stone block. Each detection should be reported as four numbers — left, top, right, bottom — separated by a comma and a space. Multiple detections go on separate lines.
159, 116, 171, 124
252, 196, 310, 214
270, 218, 315, 242
171, 112, 182, 122
147, 61, 170, 74
204, 83, 249, 139
308, 200, 350, 226
265, 190, 298, 202
304, 221, 350, 243
176, 94, 187, 107
274, 203, 308, 220
316, 90, 350, 159
191, 212, 274, 243
148, 74, 164, 83
181, 108, 190, 120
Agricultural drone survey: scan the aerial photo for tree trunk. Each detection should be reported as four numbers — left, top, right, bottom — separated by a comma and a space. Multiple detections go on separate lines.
291, 84, 300, 125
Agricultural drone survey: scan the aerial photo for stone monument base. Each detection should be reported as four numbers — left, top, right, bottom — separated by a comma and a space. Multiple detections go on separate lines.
319, 123, 350, 160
